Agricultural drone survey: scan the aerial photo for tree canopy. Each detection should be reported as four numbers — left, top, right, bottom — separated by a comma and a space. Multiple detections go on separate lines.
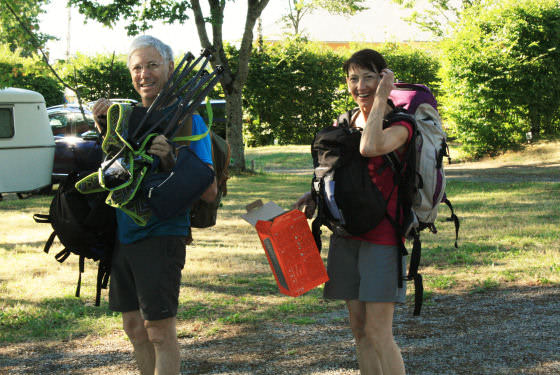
0, 0, 54, 57
282, 0, 367, 35
391, 0, 478, 37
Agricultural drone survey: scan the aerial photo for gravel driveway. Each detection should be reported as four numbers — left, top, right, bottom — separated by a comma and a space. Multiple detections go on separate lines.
1, 286, 558, 374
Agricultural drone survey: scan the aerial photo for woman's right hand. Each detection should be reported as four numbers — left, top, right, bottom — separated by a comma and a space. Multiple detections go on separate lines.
375, 68, 395, 101
293, 191, 316, 219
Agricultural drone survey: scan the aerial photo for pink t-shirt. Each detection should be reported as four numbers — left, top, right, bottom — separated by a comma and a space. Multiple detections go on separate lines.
355, 120, 413, 245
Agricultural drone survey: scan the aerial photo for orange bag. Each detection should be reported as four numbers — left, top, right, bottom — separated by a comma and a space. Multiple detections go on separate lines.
255, 209, 329, 297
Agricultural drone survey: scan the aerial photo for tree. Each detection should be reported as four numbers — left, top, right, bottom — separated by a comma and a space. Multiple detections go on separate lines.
440, 0, 560, 157
0, 0, 54, 57
282, 0, 367, 35
0, 45, 64, 106
391, 0, 478, 37
69, 0, 271, 170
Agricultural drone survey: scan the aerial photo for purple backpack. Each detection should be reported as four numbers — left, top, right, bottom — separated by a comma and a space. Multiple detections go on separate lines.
386, 83, 460, 315
389, 83, 458, 236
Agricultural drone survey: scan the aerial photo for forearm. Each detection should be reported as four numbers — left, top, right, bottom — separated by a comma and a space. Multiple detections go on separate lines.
359, 98, 387, 157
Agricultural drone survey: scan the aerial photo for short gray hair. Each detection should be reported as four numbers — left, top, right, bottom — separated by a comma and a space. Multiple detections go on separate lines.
127, 35, 173, 66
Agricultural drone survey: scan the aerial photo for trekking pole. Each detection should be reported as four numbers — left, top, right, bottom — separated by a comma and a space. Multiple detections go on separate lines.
133, 66, 219, 148
151, 49, 212, 110
167, 55, 212, 100
162, 66, 224, 140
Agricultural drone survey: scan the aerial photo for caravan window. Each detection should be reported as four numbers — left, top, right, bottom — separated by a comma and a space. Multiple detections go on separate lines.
0, 108, 14, 138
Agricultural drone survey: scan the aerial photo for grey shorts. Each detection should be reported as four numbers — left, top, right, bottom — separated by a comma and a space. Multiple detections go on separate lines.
109, 236, 186, 321
323, 234, 407, 303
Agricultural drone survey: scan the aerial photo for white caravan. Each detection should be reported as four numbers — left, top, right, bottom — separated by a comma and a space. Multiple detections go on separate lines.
0, 87, 55, 193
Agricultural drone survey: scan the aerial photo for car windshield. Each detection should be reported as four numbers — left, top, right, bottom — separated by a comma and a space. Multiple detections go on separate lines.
48, 107, 95, 136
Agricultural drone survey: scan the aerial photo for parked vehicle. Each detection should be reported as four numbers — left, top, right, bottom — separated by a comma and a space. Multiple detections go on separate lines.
48, 99, 138, 184
47, 104, 102, 184
0, 87, 55, 194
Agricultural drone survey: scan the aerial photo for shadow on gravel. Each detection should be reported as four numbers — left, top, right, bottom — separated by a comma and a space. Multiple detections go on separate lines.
1, 286, 558, 375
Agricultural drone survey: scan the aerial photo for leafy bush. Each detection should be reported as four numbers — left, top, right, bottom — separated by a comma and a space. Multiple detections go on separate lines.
243, 40, 441, 146
440, 0, 560, 157
243, 37, 346, 146
57, 53, 139, 103
0, 45, 63, 106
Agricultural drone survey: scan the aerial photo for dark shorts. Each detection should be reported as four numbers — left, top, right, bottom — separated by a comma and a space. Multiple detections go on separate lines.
323, 234, 407, 303
109, 236, 186, 321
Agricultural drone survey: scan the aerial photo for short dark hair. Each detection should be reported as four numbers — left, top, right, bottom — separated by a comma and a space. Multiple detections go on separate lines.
343, 49, 387, 76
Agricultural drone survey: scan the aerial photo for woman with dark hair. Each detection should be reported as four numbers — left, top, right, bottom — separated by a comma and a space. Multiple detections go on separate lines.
296, 49, 412, 374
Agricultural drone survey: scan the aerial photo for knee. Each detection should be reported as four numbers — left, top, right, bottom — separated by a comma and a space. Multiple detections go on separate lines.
363, 321, 394, 349
144, 318, 176, 347
122, 314, 149, 344
348, 313, 367, 340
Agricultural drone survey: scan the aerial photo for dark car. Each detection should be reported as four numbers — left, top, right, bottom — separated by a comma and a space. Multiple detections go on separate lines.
47, 104, 104, 184
47, 99, 225, 186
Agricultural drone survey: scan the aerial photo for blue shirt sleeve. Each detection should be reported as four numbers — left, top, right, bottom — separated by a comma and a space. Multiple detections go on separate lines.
189, 114, 212, 165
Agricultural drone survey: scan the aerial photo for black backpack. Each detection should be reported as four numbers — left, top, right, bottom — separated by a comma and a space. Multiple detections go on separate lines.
311, 115, 386, 241
311, 108, 424, 315
33, 172, 116, 306
190, 131, 231, 229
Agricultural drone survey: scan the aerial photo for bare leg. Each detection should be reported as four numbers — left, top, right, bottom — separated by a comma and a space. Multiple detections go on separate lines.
123, 311, 155, 375
346, 300, 405, 375
347, 300, 383, 374
145, 316, 180, 375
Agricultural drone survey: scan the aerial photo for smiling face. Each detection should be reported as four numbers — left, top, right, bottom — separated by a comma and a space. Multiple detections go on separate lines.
129, 46, 174, 107
346, 64, 380, 114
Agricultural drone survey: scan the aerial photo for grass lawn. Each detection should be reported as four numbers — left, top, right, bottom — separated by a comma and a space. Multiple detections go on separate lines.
0, 141, 558, 344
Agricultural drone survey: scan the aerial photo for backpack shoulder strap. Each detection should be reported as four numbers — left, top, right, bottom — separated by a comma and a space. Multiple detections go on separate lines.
337, 107, 359, 128
442, 196, 460, 248
382, 108, 417, 174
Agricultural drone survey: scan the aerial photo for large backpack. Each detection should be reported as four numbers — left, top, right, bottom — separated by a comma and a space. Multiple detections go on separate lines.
388, 83, 459, 238
382, 83, 460, 315
311, 121, 387, 242
189, 130, 231, 229
33, 171, 116, 306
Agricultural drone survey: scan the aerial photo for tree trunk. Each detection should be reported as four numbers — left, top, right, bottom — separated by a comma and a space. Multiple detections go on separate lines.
191, 0, 270, 171
528, 109, 541, 139
224, 90, 245, 170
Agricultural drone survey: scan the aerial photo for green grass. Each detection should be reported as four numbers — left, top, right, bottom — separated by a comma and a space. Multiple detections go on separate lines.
245, 145, 312, 171
1, 142, 559, 343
